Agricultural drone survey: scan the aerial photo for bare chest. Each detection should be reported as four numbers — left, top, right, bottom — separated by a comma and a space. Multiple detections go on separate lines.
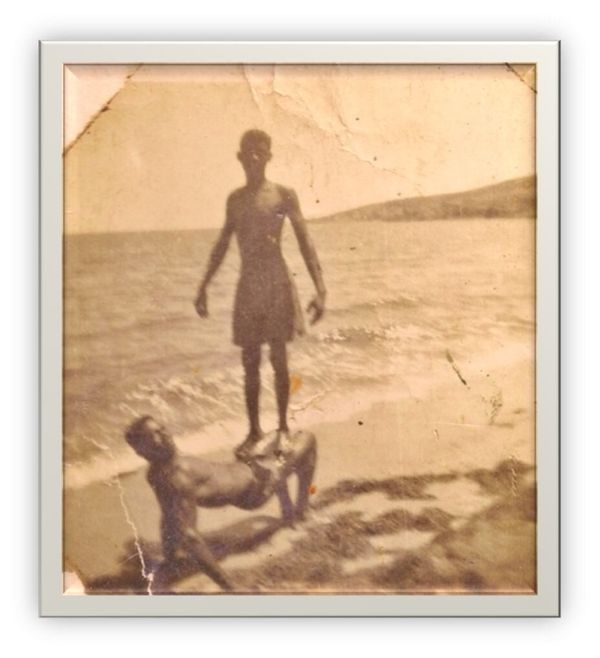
232, 185, 287, 225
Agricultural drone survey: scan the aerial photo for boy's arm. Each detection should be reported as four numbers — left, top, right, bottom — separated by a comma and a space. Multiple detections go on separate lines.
285, 188, 326, 324
194, 195, 236, 317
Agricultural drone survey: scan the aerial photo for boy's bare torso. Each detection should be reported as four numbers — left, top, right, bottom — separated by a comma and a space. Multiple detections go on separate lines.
229, 181, 294, 271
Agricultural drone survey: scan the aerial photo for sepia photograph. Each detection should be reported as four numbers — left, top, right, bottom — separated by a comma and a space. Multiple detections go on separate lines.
60, 60, 538, 597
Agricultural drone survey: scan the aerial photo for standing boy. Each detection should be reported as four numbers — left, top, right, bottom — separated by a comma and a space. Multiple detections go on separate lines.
195, 130, 326, 458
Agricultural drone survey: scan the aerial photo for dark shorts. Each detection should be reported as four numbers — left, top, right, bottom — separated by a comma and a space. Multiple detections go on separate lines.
233, 265, 304, 347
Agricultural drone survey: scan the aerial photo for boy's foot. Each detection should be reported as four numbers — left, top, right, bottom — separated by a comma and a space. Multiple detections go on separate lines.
292, 506, 320, 526
235, 430, 282, 461
276, 429, 295, 458
234, 432, 262, 462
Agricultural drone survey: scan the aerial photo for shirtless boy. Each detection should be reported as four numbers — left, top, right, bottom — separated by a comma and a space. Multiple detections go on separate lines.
194, 129, 326, 458
125, 415, 317, 591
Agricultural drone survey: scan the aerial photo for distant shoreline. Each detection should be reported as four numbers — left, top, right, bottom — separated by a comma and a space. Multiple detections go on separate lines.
313, 175, 536, 224
64, 176, 536, 237
65, 214, 534, 239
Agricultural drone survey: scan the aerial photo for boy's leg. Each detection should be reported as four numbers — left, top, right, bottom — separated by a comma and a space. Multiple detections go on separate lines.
269, 340, 289, 433
183, 532, 234, 591
294, 438, 317, 520
275, 479, 295, 527
242, 343, 262, 439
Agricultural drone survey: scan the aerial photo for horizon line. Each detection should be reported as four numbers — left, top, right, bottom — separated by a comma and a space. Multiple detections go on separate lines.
65, 173, 535, 237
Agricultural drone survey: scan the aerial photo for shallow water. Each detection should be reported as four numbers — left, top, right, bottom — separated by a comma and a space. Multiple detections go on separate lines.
64, 217, 535, 486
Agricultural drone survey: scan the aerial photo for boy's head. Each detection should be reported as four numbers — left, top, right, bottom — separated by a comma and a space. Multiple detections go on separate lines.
125, 416, 176, 464
238, 129, 272, 177
240, 129, 271, 153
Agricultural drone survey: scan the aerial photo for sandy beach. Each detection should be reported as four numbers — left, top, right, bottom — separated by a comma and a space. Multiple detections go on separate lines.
64, 345, 535, 595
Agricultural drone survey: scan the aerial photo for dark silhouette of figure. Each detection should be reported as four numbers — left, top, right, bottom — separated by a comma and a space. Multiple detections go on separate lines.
195, 130, 326, 459
125, 415, 317, 591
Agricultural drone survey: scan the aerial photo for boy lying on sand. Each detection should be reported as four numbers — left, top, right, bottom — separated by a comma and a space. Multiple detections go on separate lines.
125, 415, 317, 591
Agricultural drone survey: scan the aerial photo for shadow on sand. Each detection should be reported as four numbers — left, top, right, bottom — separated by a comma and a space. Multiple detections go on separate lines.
86, 459, 536, 595
87, 515, 284, 594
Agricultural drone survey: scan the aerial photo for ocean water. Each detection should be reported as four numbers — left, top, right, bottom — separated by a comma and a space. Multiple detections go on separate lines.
64, 218, 535, 487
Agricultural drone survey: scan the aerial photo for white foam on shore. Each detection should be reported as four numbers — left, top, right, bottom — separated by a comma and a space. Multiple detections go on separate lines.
63, 379, 401, 489
63, 416, 245, 489
64, 340, 532, 490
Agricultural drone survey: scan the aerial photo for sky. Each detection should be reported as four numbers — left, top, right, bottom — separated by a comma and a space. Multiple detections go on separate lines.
64, 64, 535, 233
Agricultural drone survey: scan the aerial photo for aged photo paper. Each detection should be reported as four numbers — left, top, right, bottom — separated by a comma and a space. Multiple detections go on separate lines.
62, 63, 536, 596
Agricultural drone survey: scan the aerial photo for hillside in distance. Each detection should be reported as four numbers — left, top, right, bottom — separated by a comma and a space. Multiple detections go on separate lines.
313, 176, 536, 223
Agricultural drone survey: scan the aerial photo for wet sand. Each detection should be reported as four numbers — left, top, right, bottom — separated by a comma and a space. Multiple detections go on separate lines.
64, 351, 535, 595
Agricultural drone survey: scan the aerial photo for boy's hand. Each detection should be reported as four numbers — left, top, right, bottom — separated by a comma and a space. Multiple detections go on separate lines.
194, 288, 208, 318
306, 292, 325, 325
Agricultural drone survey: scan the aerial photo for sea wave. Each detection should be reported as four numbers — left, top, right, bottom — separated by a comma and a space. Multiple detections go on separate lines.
324, 294, 421, 317
310, 322, 435, 346
63, 220, 535, 488
63, 380, 406, 490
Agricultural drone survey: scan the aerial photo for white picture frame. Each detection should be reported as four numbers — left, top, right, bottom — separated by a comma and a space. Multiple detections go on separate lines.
40, 40, 559, 617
